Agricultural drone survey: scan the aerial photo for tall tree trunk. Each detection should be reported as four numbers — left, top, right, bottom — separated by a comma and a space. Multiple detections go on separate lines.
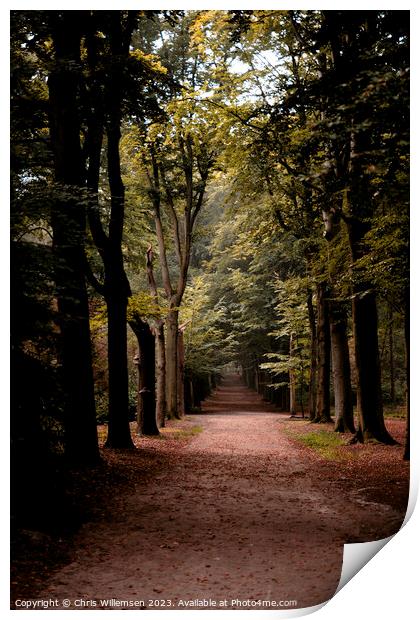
289, 333, 297, 416
177, 328, 185, 418
145, 247, 166, 427
388, 306, 395, 404
103, 13, 134, 448
155, 323, 167, 428
330, 307, 355, 433
49, 13, 99, 464
85, 12, 136, 450
403, 288, 409, 460
132, 319, 158, 436
347, 220, 396, 444
307, 288, 317, 421
166, 307, 180, 419
105, 288, 133, 447
184, 371, 193, 414
314, 282, 332, 423
103, 143, 133, 448
189, 377, 195, 411
255, 362, 260, 394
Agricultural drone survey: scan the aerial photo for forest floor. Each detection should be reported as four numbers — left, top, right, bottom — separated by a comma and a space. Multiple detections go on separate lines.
11, 375, 409, 610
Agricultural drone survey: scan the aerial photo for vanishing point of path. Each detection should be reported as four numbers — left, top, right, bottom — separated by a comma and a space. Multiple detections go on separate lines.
40, 375, 403, 610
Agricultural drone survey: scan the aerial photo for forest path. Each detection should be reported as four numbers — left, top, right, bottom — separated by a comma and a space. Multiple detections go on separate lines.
40, 374, 403, 610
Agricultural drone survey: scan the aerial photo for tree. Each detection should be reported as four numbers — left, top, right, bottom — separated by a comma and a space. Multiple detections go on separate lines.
48, 11, 100, 463
146, 246, 167, 428
129, 309, 159, 436
83, 11, 141, 448
330, 302, 355, 433
126, 13, 221, 418
320, 214, 355, 432
316, 10, 408, 443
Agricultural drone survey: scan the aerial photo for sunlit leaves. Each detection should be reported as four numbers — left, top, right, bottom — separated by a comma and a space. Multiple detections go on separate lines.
127, 292, 167, 321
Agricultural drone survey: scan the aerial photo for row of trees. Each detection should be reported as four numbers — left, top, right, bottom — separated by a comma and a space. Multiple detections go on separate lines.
11, 9, 409, 504
12, 11, 221, 475
179, 10, 409, 454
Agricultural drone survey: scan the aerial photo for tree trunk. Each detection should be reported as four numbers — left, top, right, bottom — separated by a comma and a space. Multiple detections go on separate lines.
320, 11, 395, 444
102, 153, 134, 448
177, 329, 185, 418
255, 363, 260, 393
388, 306, 395, 404
184, 372, 193, 414
298, 358, 305, 418
192, 376, 202, 408
330, 308, 355, 433
307, 288, 317, 421
289, 333, 297, 416
48, 14, 99, 464
314, 282, 332, 423
166, 307, 180, 419
347, 220, 396, 444
155, 322, 167, 428
189, 377, 195, 411
403, 289, 409, 460
145, 248, 166, 428
105, 290, 134, 448
103, 23, 134, 448
350, 290, 396, 443
132, 320, 158, 436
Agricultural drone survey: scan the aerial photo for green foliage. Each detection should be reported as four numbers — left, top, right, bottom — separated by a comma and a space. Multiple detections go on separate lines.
127, 292, 167, 322
260, 274, 311, 389
353, 212, 409, 311
181, 274, 238, 375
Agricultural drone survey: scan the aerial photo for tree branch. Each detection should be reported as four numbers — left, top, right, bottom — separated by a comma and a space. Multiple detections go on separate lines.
159, 163, 183, 268
148, 151, 173, 298
84, 253, 106, 296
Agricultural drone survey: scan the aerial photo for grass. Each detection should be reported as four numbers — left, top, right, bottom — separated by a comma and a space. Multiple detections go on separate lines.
160, 424, 203, 440
283, 424, 353, 461
295, 430, 346, 460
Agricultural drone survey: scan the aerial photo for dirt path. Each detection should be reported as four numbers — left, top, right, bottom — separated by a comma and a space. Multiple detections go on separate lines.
38, 375, 405, 610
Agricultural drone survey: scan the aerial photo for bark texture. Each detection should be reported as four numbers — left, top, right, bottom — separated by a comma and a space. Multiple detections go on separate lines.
177, 329, 186, 418
146, 247, 166, 428
165, 309, 180, 419
131, 319, 159, 436
347, 219, 396, 444
307, 289, 317, 421
330, 309, 355, 433
289, 333, 297, 416
314, 282, 332, 423
155, 325, 167, 428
